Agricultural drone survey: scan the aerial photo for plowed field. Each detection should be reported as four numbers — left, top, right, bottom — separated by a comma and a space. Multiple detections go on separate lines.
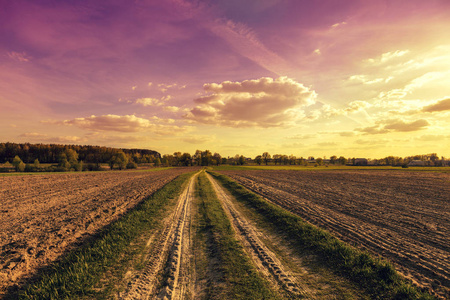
218, 169, 450, 299
0, 168, 192, 297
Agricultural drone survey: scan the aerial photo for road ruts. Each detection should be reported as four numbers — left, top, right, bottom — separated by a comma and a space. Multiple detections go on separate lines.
205, 173, 306, 297
121, 173, 197, 300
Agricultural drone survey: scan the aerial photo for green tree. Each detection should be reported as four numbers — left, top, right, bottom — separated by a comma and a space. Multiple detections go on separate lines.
338, 156, 347, 165
238, 155, 246, 165
213, 153, 222, 166
33, 159, 40, 170
181, 153, 192, 166
316, 157, 323, 166
255, 155, 262, 165
154, 157, 161, 167
12, 155, 25, 172
114, 151, 128, 170
201, 150, 212, 166
262, 152, 271, 165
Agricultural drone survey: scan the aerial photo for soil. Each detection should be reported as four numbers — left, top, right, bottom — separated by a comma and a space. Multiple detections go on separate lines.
120, 172, 198, 300
205, 173, 301, 297
0, 168, 192, 297
217, 169, 450, 299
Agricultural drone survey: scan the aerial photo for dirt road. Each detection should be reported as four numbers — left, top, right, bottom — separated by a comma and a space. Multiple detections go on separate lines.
121, 172, 198, 300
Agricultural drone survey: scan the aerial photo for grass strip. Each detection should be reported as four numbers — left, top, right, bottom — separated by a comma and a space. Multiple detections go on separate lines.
195, 172, 280, 300
11, 172, 194, 300
209, 171, 436, 300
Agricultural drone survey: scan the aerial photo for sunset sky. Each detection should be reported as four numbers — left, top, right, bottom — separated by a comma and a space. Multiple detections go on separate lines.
1, 0, 450, 158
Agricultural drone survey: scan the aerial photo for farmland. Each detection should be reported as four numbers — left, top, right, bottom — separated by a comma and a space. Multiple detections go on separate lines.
0, 167, 445, 299
0, 168, 194, 297
216, 168, 450, 299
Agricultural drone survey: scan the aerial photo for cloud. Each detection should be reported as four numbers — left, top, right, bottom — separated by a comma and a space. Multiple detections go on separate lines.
45, 114, 189, 134
7, 51, 30, 62
135, 95, 171, 106
331, 21, 347, 28
286, 133, 316, 140
365, 50, 409, 65
356, 119, 429, 134
163, 106, 181, 112
45, 136, 86, 143
348, 75, 393, 85
182, 135, 215, 144
19, 132, 86, 143
184, 76, 316, 127
422, 98, 450, 112
19, 132, 48, 138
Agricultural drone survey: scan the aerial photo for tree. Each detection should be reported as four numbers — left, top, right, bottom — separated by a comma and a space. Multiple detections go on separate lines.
33, 159, 40, 169
154, 157, 161, 167
316, 157, 323, 166
238, 155, 246, 165
330, 155, 337, 165
201, 150, 212, 166
273, 154, 281, 165
338, 156, 347, 165
12, 155, 25, 172
114, 151, 128, 170
213, 153, 222, 166
255, 155, 262, 165
262, 152, 271, 165
180, 153, 192, 166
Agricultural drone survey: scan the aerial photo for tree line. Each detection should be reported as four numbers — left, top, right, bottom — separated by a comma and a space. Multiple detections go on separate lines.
1, 142, 447, 173
0, 142, 160, 172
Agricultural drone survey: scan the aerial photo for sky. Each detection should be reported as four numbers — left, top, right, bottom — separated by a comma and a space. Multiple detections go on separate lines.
1, 0, 450, 159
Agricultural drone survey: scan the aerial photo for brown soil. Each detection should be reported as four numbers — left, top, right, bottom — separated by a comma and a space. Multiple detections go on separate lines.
120, 172, 198, 300
0, 168, 192, 297
218, 169, 450, 299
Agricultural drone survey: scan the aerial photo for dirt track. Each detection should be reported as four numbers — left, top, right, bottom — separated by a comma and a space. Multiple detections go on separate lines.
121, 172, 197, 300
218, 169, 450, 299
205, 173, 303, 297
0, 169, 191, 297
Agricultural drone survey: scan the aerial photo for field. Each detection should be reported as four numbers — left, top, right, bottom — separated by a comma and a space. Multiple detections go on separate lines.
0, 168, 193, 297
0, 167, 445, 299
216, 168, 450, 299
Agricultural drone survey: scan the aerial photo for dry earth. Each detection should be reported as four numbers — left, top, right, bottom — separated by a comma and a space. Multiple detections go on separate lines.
218, 169, 450, 299
121, 172, 198, 300
0, 168, 192, 297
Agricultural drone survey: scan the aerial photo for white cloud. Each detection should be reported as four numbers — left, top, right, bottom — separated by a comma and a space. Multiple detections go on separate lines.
184, 76, 316, 127
45, 114, 189, 134
135, 95, 171, 106
7, 51, 30, 62
365, 50, 409, 65
356, 119, 430, 134
182, 135, 215, 144
163, 106, 181, 112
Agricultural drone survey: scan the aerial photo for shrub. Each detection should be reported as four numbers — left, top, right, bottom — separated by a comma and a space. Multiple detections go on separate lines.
126, 161, 137, 169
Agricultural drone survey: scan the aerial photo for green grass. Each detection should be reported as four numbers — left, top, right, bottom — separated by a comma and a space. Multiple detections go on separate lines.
195, 172, 280, 300
208, 171, 436, 300
8, 171, 193, 300
210, 165, 450, 173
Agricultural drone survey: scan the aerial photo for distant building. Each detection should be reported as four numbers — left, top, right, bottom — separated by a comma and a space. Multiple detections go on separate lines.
408, 160, 426, 166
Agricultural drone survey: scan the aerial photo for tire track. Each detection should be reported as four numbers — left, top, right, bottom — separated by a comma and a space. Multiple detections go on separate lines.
121, 173, 197, 300
205, 173, 305, 297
